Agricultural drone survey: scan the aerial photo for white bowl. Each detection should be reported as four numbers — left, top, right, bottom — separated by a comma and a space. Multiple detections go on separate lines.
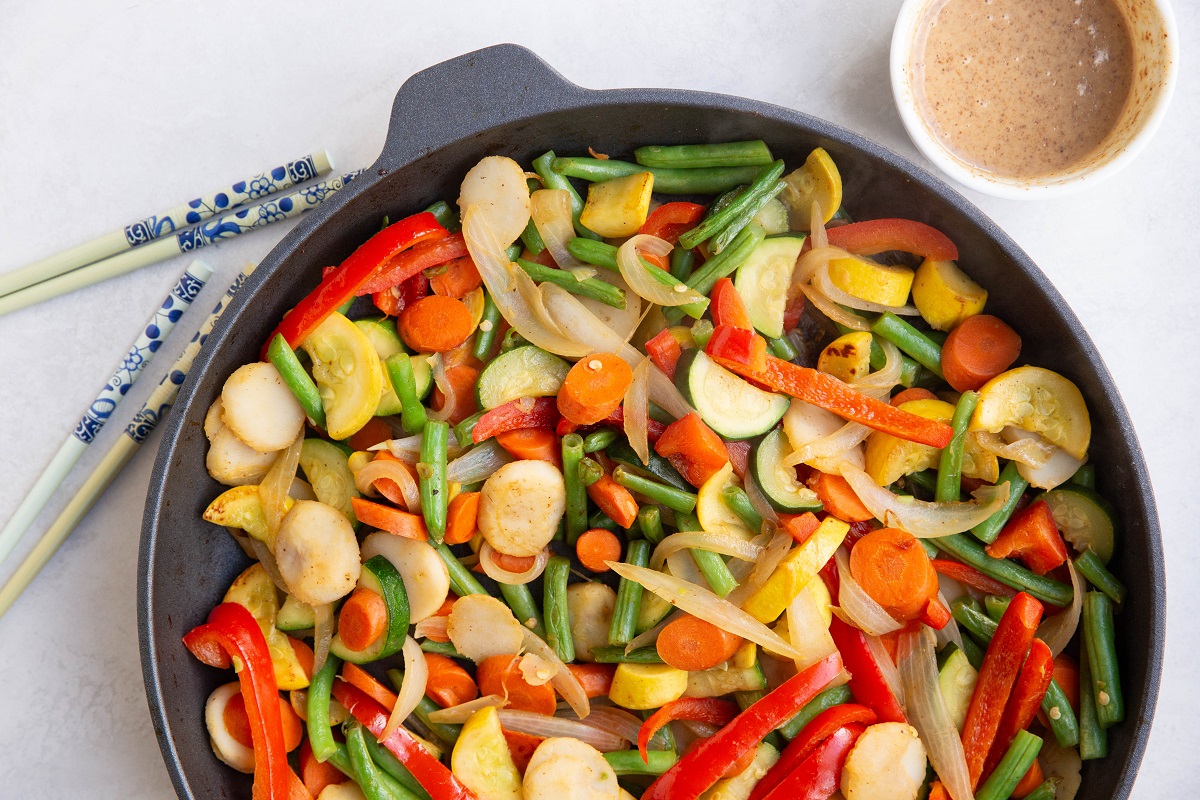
890, 0, 1179, 199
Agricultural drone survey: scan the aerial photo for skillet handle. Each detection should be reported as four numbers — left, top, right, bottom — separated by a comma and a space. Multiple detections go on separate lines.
377, 44, 587, 171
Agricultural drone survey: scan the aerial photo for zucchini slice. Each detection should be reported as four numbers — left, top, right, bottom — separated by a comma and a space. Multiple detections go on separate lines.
298, 438, 361, 526
475, 345, 570, 410
674, 349, 788, 439
355, 317, 433, 415
276, 594, 315, 632
751, 428, 822, 512
734, 235, 806, 339
329, 555, 411, 664
1041, 485, 1117, 564
684, 662, 767, 697
937, 644, 978, 732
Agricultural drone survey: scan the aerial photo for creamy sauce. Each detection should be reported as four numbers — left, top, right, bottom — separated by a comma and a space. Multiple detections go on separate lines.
915, 0, 1134, 179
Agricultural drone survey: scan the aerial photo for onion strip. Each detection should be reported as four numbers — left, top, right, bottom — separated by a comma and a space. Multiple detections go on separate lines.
799, 282, 873, 331
521, 628, 590, 719
376, 435, 423, 463
380, 636, 427, 740
617, 234, 707, 307
650, 531, 763, 571
835, 549, 902, 636
498, 710, 625, 752
866, 632, 905, 705
839, 463, 1010, 538
353, 458, 421, 513
556, 704, 643, 745
427, 695, 507, 724
531, 189, 585, 269
743, 473, 780, 526
1036, 559, 1082, 656
974, 429, 1054, 467
260, 434, 303, 545
312, 602, 334, 676
784, 420, 872, 468
413, 615, 448, 641
480, 543, 550, 585
727, 528, 793, 607
624, 358, 652, 466
786, 586, 839, 671
446, 439, 513, 484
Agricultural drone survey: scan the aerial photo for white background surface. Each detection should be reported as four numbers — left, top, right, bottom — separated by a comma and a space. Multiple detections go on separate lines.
0, 1, 1195, 797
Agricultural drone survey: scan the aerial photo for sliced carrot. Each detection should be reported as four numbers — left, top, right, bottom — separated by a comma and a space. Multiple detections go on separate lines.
495, 427, 562, 468
350, 497, 429, 540
424, 652, 479, 708
941, 314, 1022, 392
889, 387, 938, 407
849, 527, 939, 621
654, 412, 730, 488
1052, 653, 1080, 713
398, 295, 476, 354
502, 729, 545, 774
432, 364, 480, 426
287, 636, 315, 681
342, 662, 397, 710
557, 352, 634, 426
428, 255, 482, 299
807, 471, 874, 522
586, 473, 639, 529
371, 451, 415, 507
338, 587, 389, 653
301, 739, 348, 796
445, 491, 481, 545
489, 550, 539, 573
434, 595, 458, 617
710, 278, 753, 330
1010, 758, 1045, 798
927, 781, 950, 800
656, 614, 744, 672
224, 691, 303, 751
779, 511, 821, 544
566, 663, 617, 699
576, 528, 623, 572
476, 654, 557, 716
346, 416, 394, 451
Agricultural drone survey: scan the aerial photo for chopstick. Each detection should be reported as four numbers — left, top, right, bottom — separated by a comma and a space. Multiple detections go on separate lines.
0, 151, 331, 298
0, 261, 214, 569
0, 263, 257, 620
0, 169, 363, 319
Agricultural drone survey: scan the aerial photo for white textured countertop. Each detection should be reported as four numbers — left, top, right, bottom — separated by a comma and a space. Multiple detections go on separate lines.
0, 1, 1195, 797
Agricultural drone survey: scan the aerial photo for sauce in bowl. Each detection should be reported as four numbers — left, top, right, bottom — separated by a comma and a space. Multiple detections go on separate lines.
913, 0, 1135, 180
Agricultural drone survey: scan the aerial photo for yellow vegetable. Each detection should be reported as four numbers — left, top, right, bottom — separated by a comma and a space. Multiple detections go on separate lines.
827, 255, 915, 308
971, 366, 1091, 460
864, 399, 998, 486
817, 331, 873, 382
743, 517, 849, 623
579, 172, 654, 238
222, 563, 309, 690
733, 641, 758, 670
202, 485, 293, 543
912, 258, 987, 331
696, 462, 755, 540
608, 662, 688, 710
771, 567, 834, 640
701, 742, 780, 800
354, 318, 405, 417
781, 147, 842, 229
451, 706, 522, 800
302, 312, 383, 440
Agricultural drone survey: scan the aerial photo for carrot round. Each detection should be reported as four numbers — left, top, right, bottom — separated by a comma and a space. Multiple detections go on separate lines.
337, 587, 389, 652
476, 654, 556, 715
428, 255, 482, 299
225, 690, 303, 751
576, 528, 622, 572
849, 527, 939, 621
566, 663, 617, 698
301, 739, 349, 796
557, 352, 633, 425
889, 387, 938, 407
424, 652, 479, 708
495, 427, 562, 467
941, 314, 1022, 392
398, 295, 475, 353
656, 614, 744, 671
445, 491, 481, 545
807, 471, 874, 523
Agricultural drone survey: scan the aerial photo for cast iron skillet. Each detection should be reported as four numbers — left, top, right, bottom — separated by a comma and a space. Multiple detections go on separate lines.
139, 44, 1164, 799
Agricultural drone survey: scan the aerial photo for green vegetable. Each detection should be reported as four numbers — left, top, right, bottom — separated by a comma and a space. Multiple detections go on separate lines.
563, 433, 588, 544
690, 319, 714, 348
778, 684, 854, 740
638, 506, 666, 545
533, 150, 600, 240
605, 437, 692, 492
565, 237, 707, 319
267, 333, 326, 428
499, 581, 546, 639
419, 639, 463, 658
423, 200, 460, 233
330, 555, 411, 663
1078, 646, 1108, 760
871, 312, 944, 379
1075, 550, 1126, 604
471, 291, 502, 362
681, 223, 767, 299
452, 411, 484, 449
975, 730, 1042, 800
385, 353, 428, 435
299, 438, 360, 526
1083, 591, 1124, 728
552, 157, 765, 194
1021, 780, 1061, 800
679, 161, 785, 250
346, 721, 411, 800
970, 461, 1029, 544
306, 654, 342, 761
768, 336, 799, 361
361, 734, 434, 800
475, 345, 570, 410
732, 236, 807, 339
604, 749, 679, 776
936, 390, 979, 502
591, 644, 667, 664
612, 466, 697, 514
419, 420, 449, 542
583, 428, 619, 453
751, 427, 822, 512
937, 645, 978, 731
516, 258, 626, 308
1041, 485, 1118, 564
634, 140, 774, 169
685, 662, 766, 696
983, 594, 1011, 623
578, 457, 605, 488
588, 509, 621, 532
719, 485, 763, 533
1070, 464, 1097, 489
544, 555, 575, 662
435, 543, 487, 598
670, 247, 695, 281
609, 539, 651, 646
933, 534, 1074, 607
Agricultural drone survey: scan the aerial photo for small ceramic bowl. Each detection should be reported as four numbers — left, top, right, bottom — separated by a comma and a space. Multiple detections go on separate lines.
890, 0, 1179, 198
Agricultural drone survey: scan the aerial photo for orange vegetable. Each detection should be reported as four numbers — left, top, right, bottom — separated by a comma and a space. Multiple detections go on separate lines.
445, 491, 481, 545
927, 781, 950, 800
557, 352, 634, 425
342, 662, 397, 710
656, 614, 744, 672
586, 473, 639, 529
428, 255, 482, 299
398, 295, 476, 353
337, 587, 389, 653
645, 329, 683, 380
502, 729, 545, 774
566, 663, 617, 699
432, 364, 480, 426
434, 596, 458, 617
779, 511, 821, 544
576, 528, 623, 573
849, 527, 939, 621
495, 427, 562, 468
985, 499, 1069, 575
476, 654, 557, 716
710, 278, 753, 330
1012, 759, 1045, 798
300, 739, 348, 796
487, 550, 539, 574
346, 416, 395, 451
889, 387, 938, 407
424, 652, 479, 708
370, 451, 416, 507
654, 412, 730, 488
224, 690, 303, 752
287, 637, 315, 681
350, 497, 429, 541
725, 440, 751, 481
807, 471, 874, 523
941, 314, 1022, 392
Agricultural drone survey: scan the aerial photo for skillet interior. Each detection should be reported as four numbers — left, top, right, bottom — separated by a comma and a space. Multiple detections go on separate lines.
139, 43, 1163, 800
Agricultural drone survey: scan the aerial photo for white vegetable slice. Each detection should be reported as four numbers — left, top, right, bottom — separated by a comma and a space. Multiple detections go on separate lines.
204, 398, 226, 439
835, 549, 903, 637
206, 425, 278, 487
220, 362, 306, 453
427, 694, 508, 724
459, 156, 531, 247
204, 682, 256, 773
566, 582, 617, 663
478, 460, 566, 557
841, 722, 928, 800
649, 531, 763, 572
783, 399, 866, 474
447, 594, 527, 663
532, 189, 586, 268
897, 628, 974, 800
616, 234, 707, 307
274, 500, 361, 606
1037, 559, 1083, 656
381, 636, 427, 740
523, 737, 621, 800
839, 463, 1010, 538
360, 532, 451, 623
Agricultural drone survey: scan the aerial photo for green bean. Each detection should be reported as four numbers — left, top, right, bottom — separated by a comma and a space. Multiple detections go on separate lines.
565, 238, 707, 319
779, 684, 854, 740
1020, 780, 1061, 800
329, 740, 419, 800
267, 334, 326, 428
670, 247, 695, 281
306, 654, 342, 761
679, 161, 785, 250
419, 639, 464, 658
500, 581, 546, 638
610, 539, 651, 646
322, 744, 359, 788
552, 157, 765, 195
1078, 646, 1108, 760
500, 327, 527, 352
681, 223, 766, 297
517, 258, 627, 309
1083, 591, 1124, 728
934, 534, 1074, 607
959, 632, 987, 670
521, 180, 547, 255
689, 548, 738, 597
434, 543, 487, 597
1070, 464, 1097, 490
604, 749, 678, 776
905, 469, 940, 499
361, 734, 434, 800
710, 181, 786, 253
385, 354, 427, 435
419, 420, 449, 542
544, 555, 575, 662
1076, 550, 1126, 604
720, 485, 764, 533
588, 509, 621, 532
563, 433, 589, 544
983, 594, 1011, 622
335, 295, 356, 316
347, 721, 409, 800
578, 457, 605, 487
591, 644, 666, 664
533, 151, 601, 240
424, 200, 460, 233
634, 140, 774, 169
970, 461, 1030, 544
613, 466, 698, 514
638, 506, 666, 545
871, 312, 944, 379
605, 438, 692, 492
951, 597, 998, 642
936, 390, 979, 502
690, 319, 715, 347
471, 291, 502, 362
768, 336, 799, 361
919, 537, 940, 561
975, 730, 1042, 800
452, 411, 483, 448
583, 428, 619, 453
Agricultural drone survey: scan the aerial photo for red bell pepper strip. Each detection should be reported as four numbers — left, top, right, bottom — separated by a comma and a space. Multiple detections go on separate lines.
710, 353, 954, 448
645, 329, 684, 380
332, 679, 478, 800
760, 723, 865, 800
710, 278, 753, 330
725, 440, 751, 481
749, 705, 876, 800
824, 218, 958, 262
264, 212, 446, 355
182, 603, 303, 800
472, 397, 560, 443
961, 591, 1043, 789
932, 559, 1018, 597
373, 272, 429, 317
639, 201, 707, 244
642, 652, 844, 800
654, 412, 731, 488
782, 292, 806, 334
358, 232, 470, 295
638, 697, 740, 763
707, 325, 768, 372
919, 595, 953, 630
827, 616, 907, 724
983, 637, 1054, 780
985, 500, 1069, 575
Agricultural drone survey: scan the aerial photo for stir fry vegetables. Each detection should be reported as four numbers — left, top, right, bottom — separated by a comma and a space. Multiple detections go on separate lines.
189, 141, 1121, 800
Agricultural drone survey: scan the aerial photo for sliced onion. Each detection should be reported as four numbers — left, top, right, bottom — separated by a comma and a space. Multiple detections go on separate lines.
381, 636, 427, 740
427, 694, 507, 724
1040, 734, 1082, 800
799, 282, 873, 331
427, 353, 456, 423
531, 189, 585, 269
743, 473, 780, 526
650, 531, 763, 571
1037, 559, 1082, 656
786, 585, 839, 671
312, 602, 334, 675
665, 549, 709, 586
617, 234, 707, 307
519, 653, 556, 686
853, 339, 904, 395
376, 435, 423, 463
898, 627, 975, 800
498, 710, 625, 751
414, 615, 448, 641
974, 428, 1054, 468
480, 543, 550, 585
812, 262, 920, 315
458, 156, 530, 246
784, 420, 872, 468
354, 458, 421, 512
248, 537, 291, 594
839, 463, 1011, 538
625, 610, 682, 654
835, 549, 902, 636
681, 720, 720, 738
607, 561, 804, 660
935, 590, 965, 650
728, 528, 794, 608
566, 266, 597, 281
521, 628, 590, 719
1004, 428, 1085, 491
446, 439, 513, 484
810, 202, 829, 250
260, 434, 303, 544
557, 704, 642, 745
866, 632, 905, 705
624, 357, 652, 465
